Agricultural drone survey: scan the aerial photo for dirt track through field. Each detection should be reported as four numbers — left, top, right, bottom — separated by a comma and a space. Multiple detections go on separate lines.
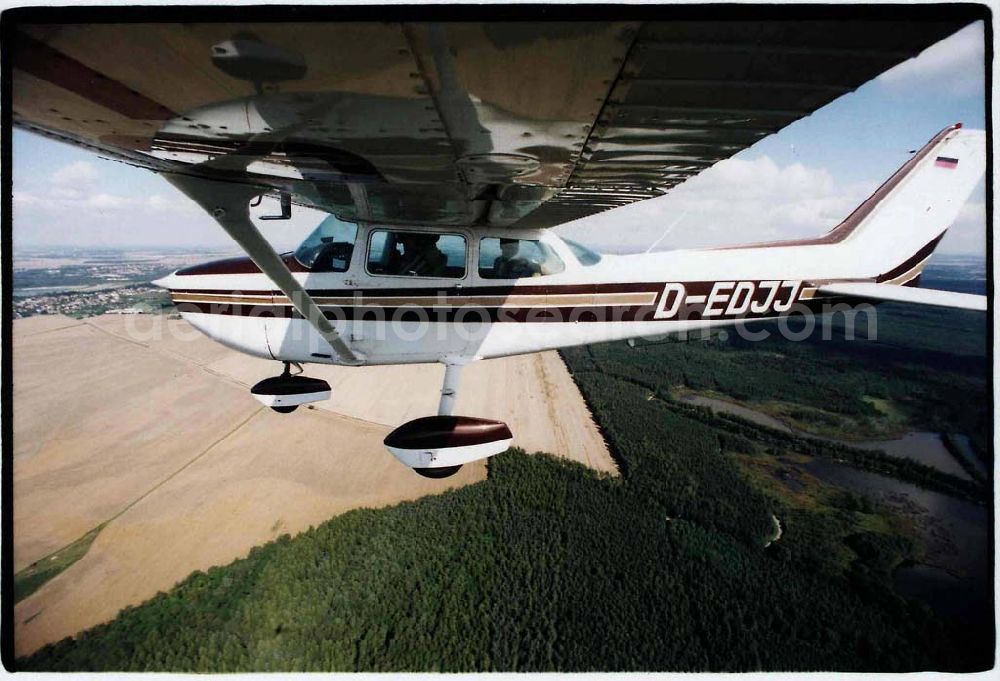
13, 314, 614, 657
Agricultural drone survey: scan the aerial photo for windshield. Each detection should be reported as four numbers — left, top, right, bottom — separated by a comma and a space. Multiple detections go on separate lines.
479, 237, 565, 279
293, 216, 358, 272
564, 239, 603, 266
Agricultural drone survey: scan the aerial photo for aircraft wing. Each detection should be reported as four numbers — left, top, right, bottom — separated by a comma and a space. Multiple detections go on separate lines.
816, 282, 987, 311
9, 12, 979, 229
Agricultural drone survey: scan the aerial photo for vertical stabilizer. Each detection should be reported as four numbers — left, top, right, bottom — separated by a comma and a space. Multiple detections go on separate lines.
833, 124, 985, 283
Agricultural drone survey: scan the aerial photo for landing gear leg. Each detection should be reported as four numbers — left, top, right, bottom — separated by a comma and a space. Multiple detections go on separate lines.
411, 361, 466, 478
437, 360, 463, 416
270, 363, 299, 414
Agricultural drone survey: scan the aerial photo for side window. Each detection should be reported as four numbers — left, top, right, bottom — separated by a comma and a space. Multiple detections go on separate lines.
293, 216, 358, 273
367, 230, 467, 278
479, 238, 566, 279
564, 239, 603, 266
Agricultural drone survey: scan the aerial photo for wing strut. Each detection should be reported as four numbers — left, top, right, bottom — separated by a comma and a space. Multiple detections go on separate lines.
165, 174, 363, 365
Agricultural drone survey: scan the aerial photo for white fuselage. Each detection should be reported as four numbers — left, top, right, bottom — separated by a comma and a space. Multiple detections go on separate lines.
155, 224, 913, 366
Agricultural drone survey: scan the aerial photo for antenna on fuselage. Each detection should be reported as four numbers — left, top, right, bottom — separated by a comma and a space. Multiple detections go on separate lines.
643, 210, 688, 254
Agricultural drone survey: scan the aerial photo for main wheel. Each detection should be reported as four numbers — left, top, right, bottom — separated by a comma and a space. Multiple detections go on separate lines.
413, 465, 462, 479
270, 405, 298, 414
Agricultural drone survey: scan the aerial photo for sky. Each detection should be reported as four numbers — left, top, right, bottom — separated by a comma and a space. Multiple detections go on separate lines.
11, 20, 988, 256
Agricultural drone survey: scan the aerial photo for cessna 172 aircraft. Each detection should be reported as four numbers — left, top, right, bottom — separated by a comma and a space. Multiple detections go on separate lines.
9, 14, 988, 478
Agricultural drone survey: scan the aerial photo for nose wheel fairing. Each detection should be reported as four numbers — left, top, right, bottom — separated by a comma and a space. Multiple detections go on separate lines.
250, 362, 331, 413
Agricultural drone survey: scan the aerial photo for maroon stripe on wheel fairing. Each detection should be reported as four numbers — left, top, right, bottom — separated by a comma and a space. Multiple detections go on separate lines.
384, 416, 512, 450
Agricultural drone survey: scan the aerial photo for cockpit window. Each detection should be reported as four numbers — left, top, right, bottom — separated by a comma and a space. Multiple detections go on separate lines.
367, 230, 467, 278
293, 216, 358, 272
564, 239, 602, 266
479, 238, 565, 279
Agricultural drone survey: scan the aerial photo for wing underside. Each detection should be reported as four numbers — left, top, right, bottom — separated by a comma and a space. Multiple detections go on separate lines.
8, 14, 975, 229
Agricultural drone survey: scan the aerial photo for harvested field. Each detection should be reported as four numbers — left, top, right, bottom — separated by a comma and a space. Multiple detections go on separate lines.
13, 314, 613, 656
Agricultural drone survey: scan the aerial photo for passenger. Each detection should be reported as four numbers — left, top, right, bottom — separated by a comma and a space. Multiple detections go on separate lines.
398, 233, 447, 277
494, 238, 538, 278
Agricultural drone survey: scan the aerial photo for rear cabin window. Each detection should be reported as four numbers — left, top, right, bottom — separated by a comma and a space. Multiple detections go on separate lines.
479, 237, 566, 279
293, 216, 358, 272
367, 230, 467, 279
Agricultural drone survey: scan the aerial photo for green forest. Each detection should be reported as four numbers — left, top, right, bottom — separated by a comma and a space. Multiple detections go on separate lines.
18, 303, 992, 672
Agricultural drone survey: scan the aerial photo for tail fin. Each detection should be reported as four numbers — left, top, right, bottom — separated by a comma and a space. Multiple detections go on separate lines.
834, 124, 986, 284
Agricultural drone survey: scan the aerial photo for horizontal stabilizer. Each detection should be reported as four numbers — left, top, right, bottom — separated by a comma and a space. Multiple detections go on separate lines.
817, 283, 986, 311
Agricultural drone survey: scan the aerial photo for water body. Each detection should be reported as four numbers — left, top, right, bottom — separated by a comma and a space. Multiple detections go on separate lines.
683, 392, 990, 621
946, 433, 988, 478
852, 433, 972, 481
920, 257, 986, 296
804, 459, 991, 623
678, 394, 972, 480
679, 394, 792, 433
893, 563, 976, 622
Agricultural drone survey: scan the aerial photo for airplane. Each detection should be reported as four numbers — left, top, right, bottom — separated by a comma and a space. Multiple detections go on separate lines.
8, 14, 988, 478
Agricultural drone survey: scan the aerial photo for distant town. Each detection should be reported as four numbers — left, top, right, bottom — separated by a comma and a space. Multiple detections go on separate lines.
13, 246, 235, 319
13, 284, 173, 319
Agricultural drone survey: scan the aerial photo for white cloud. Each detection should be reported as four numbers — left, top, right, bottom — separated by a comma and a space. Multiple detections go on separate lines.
936, 184, 986, 255
51, 160, 99, 189
14, 160, 219, 247
85, 193, 131, 210
558, 155, 874, 252
47, 161, 101, 200
14, 160, 325, 250
877, 21, 985, 97
12, 191, 43, 207
146, 194, 175, 211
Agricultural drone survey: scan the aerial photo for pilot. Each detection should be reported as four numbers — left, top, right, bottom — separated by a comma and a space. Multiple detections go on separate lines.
397, 233, 447, 277
493, 238, 538, 278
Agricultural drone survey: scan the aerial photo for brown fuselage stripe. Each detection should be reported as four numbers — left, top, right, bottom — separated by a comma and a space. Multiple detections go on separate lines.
875, 232, 945, 283
170, 291, 660, 308
171, 292, 861, 325
169, 280, 681, 296
883, 257, 931, 286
